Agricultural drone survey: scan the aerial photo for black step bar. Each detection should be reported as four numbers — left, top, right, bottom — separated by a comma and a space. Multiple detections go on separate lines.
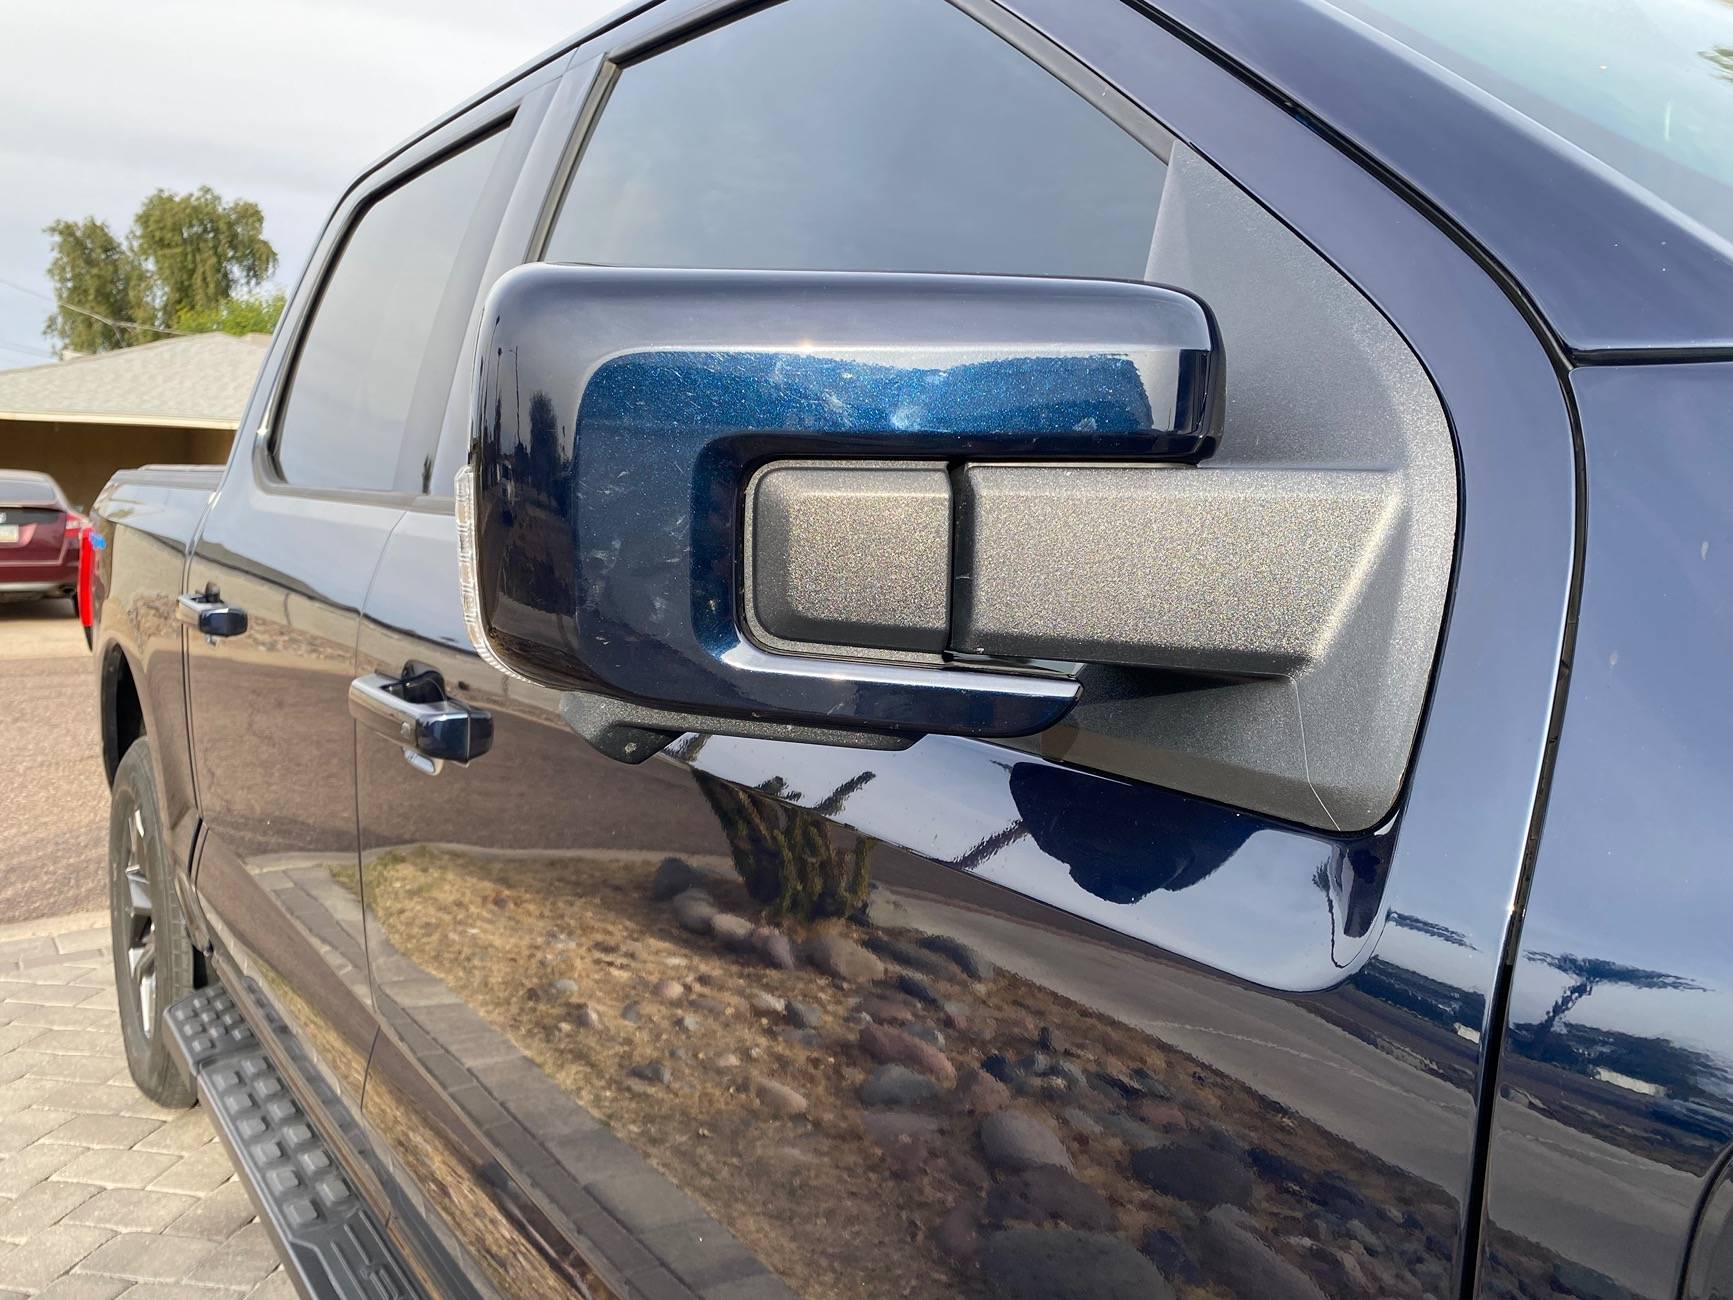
165, 985, 422, 1300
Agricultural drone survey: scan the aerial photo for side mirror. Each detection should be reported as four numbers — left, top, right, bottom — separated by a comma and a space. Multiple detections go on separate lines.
458, 265, 1223, 761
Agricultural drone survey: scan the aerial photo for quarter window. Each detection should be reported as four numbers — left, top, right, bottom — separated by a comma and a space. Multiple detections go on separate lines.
275, 128, 508, 491
544, 0, 1165, 278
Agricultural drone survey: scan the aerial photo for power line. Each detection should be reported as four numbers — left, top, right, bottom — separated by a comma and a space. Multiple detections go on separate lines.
0, 276, 189, 338
0, 338, 56, 360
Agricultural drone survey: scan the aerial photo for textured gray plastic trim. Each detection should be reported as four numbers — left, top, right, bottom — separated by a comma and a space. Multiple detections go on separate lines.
558, 690, 913, 764
955, 464, 1401, 676
1005, 143, 1457, 832
751, 462, 952, 654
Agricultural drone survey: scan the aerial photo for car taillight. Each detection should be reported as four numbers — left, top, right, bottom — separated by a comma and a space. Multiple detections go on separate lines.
77, 525, 95, 630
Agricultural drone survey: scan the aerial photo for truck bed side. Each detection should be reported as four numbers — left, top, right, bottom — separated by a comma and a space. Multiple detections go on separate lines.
89, 464, 222, 874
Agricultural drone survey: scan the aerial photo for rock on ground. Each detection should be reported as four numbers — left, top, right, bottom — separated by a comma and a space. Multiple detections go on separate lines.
1129, 1139, 1254, 1209
1097, 1112, 1162, 1149
856, 992, 919, 1023
980, 1228, 1175, 1300
753, 927, 798, 970
918, 934, 996, 980
984, 1166, 1117, 1232
1198, 1206, 1327, 1300
751, 1076, 809, 1117
859, 1023, 956, 1086
671, 889, 718, 933
1140, 1229, 1202, 1286
859, 1064, 942, 1108
651, 856, 705, 900
710, 913, 755, 947
980, 1110, 1074, 1173
864, 934, 961, 981
952, 1065, 1012, 1116
802, 931, 886, 982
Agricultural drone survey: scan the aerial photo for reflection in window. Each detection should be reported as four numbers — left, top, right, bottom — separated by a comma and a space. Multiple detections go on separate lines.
546, 0, 1165, 279
276, 129, 506, 491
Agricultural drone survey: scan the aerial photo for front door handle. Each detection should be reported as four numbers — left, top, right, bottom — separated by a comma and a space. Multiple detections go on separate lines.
177, 591, 247, 638
349, 667, 493, 774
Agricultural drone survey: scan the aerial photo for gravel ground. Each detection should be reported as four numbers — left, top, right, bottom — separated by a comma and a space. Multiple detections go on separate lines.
0, 599, 107, 925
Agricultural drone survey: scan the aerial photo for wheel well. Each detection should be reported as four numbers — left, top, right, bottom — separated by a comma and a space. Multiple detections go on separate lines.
102, 647, 145, 785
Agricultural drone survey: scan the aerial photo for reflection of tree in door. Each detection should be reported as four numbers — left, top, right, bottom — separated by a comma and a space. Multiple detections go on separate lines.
686, 735, 879, 922
1524, 951, 1704, 1045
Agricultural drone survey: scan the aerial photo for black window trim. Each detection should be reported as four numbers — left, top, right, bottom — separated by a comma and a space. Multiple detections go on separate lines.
528, 0, 1178, 266
241, 66, 561, 509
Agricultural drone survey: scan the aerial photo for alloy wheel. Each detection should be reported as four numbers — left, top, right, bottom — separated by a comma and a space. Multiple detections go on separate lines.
121, 803, 156, 1038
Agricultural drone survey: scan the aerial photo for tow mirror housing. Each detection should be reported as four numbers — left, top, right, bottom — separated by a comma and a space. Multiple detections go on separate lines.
458, 264, 1222, 760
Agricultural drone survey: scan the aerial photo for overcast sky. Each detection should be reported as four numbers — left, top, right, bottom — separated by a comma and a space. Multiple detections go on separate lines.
0, 0, 621, 367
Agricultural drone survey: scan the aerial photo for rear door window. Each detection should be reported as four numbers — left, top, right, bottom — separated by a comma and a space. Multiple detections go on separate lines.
274, 127, 509, 492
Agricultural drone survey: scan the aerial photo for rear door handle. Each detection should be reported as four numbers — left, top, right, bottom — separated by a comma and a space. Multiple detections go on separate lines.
177, 591, 247, 638
349, 668, 493, 774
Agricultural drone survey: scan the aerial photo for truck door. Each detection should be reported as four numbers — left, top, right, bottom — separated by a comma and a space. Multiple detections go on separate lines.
352, 1, 1576, 1297
184, 89, 542, 1173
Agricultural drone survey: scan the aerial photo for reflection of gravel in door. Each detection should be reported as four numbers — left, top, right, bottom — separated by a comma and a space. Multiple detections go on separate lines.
361, 846, 1464, 1299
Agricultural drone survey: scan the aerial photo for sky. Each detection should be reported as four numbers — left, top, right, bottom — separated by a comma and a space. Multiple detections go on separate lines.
0, 0, 622, 368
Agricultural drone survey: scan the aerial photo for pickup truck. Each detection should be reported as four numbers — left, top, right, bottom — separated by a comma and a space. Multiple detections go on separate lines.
86, 1, 1733, 1298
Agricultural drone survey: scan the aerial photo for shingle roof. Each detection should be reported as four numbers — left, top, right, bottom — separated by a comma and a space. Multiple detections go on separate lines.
0, 332, 270, 428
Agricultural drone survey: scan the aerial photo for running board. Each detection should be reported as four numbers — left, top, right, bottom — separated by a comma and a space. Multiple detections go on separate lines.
165, 985, 421, 1300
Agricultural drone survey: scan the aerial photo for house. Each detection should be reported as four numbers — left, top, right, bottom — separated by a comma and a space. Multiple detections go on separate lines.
0, 332, 269, 508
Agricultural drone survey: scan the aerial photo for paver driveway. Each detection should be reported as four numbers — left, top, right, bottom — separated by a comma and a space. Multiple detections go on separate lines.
0, 911, 288, 1299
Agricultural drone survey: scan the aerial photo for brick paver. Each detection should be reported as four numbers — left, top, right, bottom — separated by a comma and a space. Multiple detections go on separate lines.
0, 913, 285, 1298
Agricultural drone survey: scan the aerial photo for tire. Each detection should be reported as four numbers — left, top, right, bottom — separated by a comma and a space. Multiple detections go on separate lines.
109, 738, 198, 1107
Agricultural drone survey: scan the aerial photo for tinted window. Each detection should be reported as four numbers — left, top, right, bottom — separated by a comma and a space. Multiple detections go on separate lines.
0, 474, 63, 506
276, 129, 507, 491
545, 0, 1165, 278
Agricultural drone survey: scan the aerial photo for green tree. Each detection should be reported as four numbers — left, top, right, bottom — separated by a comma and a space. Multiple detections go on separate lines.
42, 217, 138, 353
172, 291, 285, 337
41, 187, 277, 353
127, 187, 275, 332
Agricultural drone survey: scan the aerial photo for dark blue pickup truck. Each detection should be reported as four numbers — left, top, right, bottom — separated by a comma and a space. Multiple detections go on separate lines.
86, 1, 1733, 1297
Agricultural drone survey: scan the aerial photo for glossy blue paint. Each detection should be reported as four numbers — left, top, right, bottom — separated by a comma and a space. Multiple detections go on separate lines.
469, 264, 1220, 736
678, 730, 1392, 992
1478, 362, 1733, 1299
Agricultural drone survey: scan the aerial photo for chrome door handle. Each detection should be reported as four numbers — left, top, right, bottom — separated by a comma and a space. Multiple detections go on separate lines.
349, 669, 493, 774
177, 592, 247, 638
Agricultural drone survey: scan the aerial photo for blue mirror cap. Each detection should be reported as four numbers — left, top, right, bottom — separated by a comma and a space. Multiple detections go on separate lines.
467, 265, 1223, 737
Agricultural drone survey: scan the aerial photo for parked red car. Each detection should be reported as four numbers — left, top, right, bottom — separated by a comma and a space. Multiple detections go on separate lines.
0, 470, 84, 615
